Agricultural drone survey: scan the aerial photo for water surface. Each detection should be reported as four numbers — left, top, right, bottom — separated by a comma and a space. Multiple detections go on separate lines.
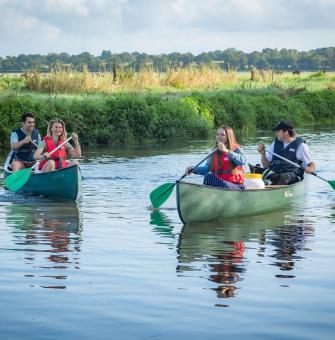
1, 129, 335, 339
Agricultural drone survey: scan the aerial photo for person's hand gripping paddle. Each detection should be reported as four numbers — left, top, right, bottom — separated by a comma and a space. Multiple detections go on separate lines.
266, 149, 335, 190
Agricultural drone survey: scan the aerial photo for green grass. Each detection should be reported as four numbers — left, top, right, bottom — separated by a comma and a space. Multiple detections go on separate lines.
1, 87, 334, 147
1, 69, 334, 93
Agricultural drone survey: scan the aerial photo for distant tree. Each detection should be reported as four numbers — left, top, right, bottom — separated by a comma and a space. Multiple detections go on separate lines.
0, 47, 334, 72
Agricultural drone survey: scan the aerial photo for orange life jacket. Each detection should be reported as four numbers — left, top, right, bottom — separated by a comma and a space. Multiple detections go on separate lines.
209, 147, 244, 184
38, 136, 67, 170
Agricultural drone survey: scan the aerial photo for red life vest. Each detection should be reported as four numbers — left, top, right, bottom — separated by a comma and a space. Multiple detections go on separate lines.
38, 136, 68, 170
209, 147, 244, 184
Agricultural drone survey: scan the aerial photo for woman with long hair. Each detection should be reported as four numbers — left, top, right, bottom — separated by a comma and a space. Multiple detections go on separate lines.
185, 126, 246, 189
34, 118, 81, 172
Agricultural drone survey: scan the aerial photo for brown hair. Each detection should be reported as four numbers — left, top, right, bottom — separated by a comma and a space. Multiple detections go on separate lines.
210, 125, 240, 171
47, 118, 67, 141
21, 112, 34, 122
286, 128, 295, 137
215, 125, 239, 150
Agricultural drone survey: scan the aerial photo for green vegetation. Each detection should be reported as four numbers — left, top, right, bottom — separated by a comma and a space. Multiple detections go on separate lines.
1, 66, 334, 147
1, 47, 334, 72
1, 87, 334, 147
1, 68, 334, 93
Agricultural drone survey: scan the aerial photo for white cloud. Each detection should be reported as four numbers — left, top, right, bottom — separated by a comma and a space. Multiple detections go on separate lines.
41, 0, 91, 17
0, 0, 334, 56
0, 6, 61, 52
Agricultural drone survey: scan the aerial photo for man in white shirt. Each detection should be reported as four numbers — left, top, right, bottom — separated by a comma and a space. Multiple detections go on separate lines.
257, 121, 316, 185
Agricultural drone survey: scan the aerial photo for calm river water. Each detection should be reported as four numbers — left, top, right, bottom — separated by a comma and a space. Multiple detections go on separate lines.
0, 129, 335, 339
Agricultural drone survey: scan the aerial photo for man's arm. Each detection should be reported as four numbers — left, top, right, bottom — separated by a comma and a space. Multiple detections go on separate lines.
10, 131, 32, 150
257, 143, 272, 168
305, 162, 316, 174
298, 143, 316, 174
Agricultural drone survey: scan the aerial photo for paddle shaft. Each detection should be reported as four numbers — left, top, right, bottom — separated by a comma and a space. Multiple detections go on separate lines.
179, 147, 218, 181
32, 136, 73, 171
265, 149, 328, 183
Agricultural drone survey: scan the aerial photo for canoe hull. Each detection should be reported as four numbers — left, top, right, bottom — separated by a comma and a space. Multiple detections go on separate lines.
4, 164, 82, 201
176, 180, 305, 223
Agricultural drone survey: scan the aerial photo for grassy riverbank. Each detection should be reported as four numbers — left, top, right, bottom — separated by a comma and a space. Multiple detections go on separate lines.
1, 68, 335, 93
1, 87, 335, 147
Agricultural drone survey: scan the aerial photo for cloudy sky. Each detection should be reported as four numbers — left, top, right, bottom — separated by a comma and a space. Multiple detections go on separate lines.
0, 0, 334, 56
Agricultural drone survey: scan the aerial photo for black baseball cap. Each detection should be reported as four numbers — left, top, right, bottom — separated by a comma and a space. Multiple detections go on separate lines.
273, 121, 294, 131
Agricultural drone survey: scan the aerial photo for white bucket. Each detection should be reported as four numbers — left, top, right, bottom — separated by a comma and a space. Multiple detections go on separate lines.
244, 173, 265, 189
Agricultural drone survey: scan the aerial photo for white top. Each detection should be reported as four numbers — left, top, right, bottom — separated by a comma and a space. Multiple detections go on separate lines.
266, 139, 313, 168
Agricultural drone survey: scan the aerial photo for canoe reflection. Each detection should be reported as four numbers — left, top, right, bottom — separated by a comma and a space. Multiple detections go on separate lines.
268, 218, 315, 275
5, 200, 82, 289
177, 211, 314, 302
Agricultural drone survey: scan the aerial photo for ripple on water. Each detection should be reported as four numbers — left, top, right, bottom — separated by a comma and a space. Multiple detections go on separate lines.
0, 132, 335, 339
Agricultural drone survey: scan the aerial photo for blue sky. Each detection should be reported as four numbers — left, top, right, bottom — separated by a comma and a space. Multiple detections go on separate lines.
0, 0, 334, 56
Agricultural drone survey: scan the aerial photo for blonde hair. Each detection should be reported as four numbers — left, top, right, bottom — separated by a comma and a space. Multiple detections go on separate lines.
47, 118, 67, 141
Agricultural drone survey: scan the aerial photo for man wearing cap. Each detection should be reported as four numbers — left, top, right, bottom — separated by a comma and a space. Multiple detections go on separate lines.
10, 112, 41, 172
257, 121, 315, 185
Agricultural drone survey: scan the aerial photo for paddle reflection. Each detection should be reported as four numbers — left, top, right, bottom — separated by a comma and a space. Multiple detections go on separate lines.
177, 211, 315, 305
5, 200, 82, 289
150, 210, 174, 239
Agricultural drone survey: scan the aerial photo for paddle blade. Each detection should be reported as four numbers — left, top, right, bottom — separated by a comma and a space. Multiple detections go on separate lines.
328, 180, 335, 191
4, 168, 32, 192
150, 182, 175, 208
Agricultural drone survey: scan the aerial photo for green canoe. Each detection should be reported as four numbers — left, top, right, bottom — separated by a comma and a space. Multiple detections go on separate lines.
4, 164, 82, 201
176, 180, 305, 223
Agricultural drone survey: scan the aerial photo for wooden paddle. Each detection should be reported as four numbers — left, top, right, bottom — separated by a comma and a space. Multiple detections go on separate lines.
150, 148, 218, 208
266, 149, 335, 190
5, 136, 73, 192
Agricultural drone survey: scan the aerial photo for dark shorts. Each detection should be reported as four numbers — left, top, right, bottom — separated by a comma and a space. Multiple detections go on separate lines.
249, 164, 301, 185
267, 172, 301, 185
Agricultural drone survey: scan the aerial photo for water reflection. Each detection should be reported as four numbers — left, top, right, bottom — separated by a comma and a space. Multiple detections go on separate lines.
4, 201, 82, 289
268, 218, 315, 277
208, 239, 245, 299
150, 210, 174, 238
176, 210, 315, 306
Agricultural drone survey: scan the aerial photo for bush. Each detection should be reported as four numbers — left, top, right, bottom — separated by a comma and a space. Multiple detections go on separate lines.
0, 89, 334, 148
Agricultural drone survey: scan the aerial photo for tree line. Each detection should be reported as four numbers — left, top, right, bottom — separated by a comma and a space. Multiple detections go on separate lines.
0, 47, 334, 72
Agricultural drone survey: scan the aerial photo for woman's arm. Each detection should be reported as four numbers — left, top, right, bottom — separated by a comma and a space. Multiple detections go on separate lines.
228, 147, 246, 166
34, 141, 46, 160
68, 133, 81, 158
192, 160, 210, 175
185, 160, 210, 176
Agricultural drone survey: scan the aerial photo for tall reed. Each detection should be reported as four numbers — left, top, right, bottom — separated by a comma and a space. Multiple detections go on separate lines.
3, 67, 334, 94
